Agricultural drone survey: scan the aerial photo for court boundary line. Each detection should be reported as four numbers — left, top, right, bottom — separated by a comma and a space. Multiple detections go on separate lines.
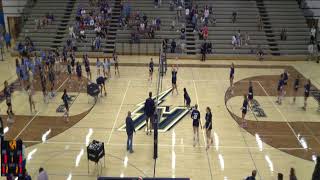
14, 76, 70, 139
106, 80, 131, 145
257, 82, 302, 146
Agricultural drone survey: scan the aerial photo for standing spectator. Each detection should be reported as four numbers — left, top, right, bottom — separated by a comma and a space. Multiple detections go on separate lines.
312, 156, 320, 180
232, 35, 237, 50
232, 10, 237, 23
37, 167, 48, 180
307, 43, 314, 61
244, 32, 250, 46
171, 39, 176, 53
180, 25, 186, 39
245, 170, 257, 180
310, 25, 316, 43
280, 28, 287, 40
95, 37, 101, 51
126, 111, 135, 153
155, 17, 161, 30
4, 32, 11, 50
289, 168, 297, 180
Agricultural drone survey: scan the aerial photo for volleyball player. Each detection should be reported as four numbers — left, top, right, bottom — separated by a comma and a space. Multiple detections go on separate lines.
96, 58, 102, 76
191, 104, 201, 147
171, 65, 178, 95
48, 66, 55, 98
96, 75, 107, 96
84, 54, 91, 81
26, 84, 36, 113
183, 88, 191, 109
282, 69, 289, 97
276, 74, 284, 105
149, 58, 154, 81
241, 94, 248, 128
4, 81, 14, 116
114, 53, 120, 77
62, 89, 70, 122
230, 63, 235, 88
76, 61, 83, 91
144, 92, 155, 135
248, 81, 254, 106
303, 79, 311, 111
103, 58, 108, 78
15, 59, 23, 89
107, 58, 111, 78
39, 67, 48, 103
204, 107, 213, 150
293, 74, 300, 103
70, 53, 76, 73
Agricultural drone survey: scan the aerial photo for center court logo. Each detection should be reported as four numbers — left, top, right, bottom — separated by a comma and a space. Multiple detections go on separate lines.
118, 88, 190, 132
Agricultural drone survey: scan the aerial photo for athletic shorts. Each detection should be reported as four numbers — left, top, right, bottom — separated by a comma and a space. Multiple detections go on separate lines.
193, 120, 199, 127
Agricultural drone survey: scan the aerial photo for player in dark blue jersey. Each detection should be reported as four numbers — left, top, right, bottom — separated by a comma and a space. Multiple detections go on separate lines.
293, 74, 300, 103
203, 107, 213, 150
76, 61, 83, 91
282, 69, 289, 98
191, 104, 201, 147
62, 89, 70, 122
83, 54, 91, 81
303, 79, 311, 110
276, 74, 284, 105
241, 95, 248, 128
229, 63, 235, 88
144, 92, 155, 135
171, 65, 178, 95
149, 58, 154, 81
183, 88, 191, 108
248, 81, 254, 105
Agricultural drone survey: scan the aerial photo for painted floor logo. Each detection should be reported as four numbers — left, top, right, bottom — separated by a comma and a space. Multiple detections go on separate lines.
118, 88, 190, 132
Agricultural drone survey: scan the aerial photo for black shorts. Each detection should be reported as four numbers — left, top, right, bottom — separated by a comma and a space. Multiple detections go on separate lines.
77, 72, 82, 78
146, 114, 153, 122
294, 87, 298, 91
186, 100, 191, 106
64, 103, 69, 111
248, 95, 253, 100
85, 67, 90, 72
149, 68, 153, 73
205, 123, 212, 130
6, 102, 11, 107
284, 81, 288, 85
115, 63, 119, 68
230, 74, 234, 79
242, 109, 247, 114
305, 92, 309, 98
172, 79, 176, 84
193, 120, 199, 127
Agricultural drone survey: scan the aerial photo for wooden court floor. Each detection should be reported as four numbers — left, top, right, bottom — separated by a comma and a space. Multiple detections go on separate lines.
0, 54, 319, 180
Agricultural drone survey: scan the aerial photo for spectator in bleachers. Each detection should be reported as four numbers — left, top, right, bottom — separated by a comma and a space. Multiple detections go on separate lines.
310, 25, 316, 43
203, 25, 208, 40
79, 29, 86, 42
307, 43, 315, 61
191, 12, 197, 32
171, 19, 176, 31
201, 42, 207, 61
204, 6, 209, 25
257, 45, 264, 61
69, 26, 76, 39
155, 17, 161, 30
180, 25, 186, 39
35, 18, 40, 30
169, 0, 174, 11
171, 39, 176, 53
236, 30, 241, 47
46, 12, 54, 24
280, 28, 287, 41
232, 11, 237, 23
244, 32, 250, 46
257, 15, 263, 31
148, 26, 155, 39
95, 37, 101, 51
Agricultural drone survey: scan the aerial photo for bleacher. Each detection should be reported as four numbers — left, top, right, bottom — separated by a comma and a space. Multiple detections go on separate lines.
15, 0, 310, 58
115, 0, 181, 55
194, 0, 269, 55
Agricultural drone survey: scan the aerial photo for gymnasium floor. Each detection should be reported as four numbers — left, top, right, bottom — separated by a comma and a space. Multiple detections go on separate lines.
0, 53, 319, 180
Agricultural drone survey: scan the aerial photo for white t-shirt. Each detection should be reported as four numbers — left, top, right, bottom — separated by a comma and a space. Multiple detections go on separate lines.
185, 9, 190, 16
311, 28, 316, 37
204, 9, 209, 18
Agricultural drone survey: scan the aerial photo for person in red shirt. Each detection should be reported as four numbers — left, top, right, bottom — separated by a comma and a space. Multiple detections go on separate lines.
203, 26, 209, 40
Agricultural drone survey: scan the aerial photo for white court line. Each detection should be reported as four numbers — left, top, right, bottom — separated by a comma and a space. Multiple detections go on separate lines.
14, 77, 69, 139
22, 140, 308, 150
257, 82, 301, 143
109, 78, 260, 83
106, 80, 131, 145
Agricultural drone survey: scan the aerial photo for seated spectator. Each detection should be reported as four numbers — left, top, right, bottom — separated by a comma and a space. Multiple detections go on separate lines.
232, 11, 237, 23
171, 39, 176, 53
256, 46, 264, 61
171, 19, 176, 31
203, 26, 208, 40
46, 12, 54, 24
155, 17, 161, 30
198, 28, 204, 40
280, 28, 287, 41
69, 26, 76, 39
139, 22, 145, 33
180, 26, 186, 39
95, 37, 101, 50
236, 29, 241, 46
79, 29, 86, 42
257, 15, 263, 31
148, 26, 155, 39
